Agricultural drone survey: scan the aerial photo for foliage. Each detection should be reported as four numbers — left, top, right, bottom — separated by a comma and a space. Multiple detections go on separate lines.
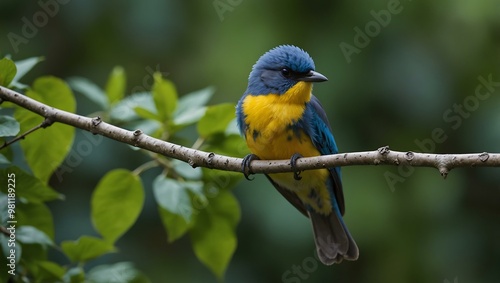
0, 57, 247, 282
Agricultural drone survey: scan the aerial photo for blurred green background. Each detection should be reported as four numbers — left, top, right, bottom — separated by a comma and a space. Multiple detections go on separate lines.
2, 0, 500, 282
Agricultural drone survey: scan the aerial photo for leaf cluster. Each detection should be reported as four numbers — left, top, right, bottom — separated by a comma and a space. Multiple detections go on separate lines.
0, 57, 247, 282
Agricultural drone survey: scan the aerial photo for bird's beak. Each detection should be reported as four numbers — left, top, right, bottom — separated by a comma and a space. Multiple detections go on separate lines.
298, 70, 328, 82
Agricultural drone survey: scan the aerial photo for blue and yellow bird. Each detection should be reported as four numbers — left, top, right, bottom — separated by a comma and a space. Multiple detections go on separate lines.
236, 45, 359, 264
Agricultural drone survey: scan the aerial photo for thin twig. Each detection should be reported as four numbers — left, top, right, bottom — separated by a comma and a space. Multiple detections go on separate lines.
0, 226, 11, 237
192, 137, 205, 150
0, 118, 53, 150
132, 160, 159, 175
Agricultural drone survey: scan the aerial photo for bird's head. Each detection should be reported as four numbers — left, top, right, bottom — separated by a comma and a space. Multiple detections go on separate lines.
245, 45, 327, 95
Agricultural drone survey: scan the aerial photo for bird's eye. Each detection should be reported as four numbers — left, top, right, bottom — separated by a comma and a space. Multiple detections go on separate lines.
281, 68, 291, 78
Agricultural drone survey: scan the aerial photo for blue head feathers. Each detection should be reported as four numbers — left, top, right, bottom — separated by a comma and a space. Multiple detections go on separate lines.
245, 45, 321, 95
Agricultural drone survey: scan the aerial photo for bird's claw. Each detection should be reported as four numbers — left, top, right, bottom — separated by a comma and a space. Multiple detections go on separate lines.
242, 154, 260, 180
291, 153, 303, 180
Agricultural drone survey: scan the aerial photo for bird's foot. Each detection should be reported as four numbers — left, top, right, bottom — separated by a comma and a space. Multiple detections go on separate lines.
291, 153, 303, 180
242, 154, 260, 180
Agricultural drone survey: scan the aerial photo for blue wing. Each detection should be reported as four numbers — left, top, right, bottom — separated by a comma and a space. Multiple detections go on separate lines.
298, 95, 345, 215
304, 95, 339, 155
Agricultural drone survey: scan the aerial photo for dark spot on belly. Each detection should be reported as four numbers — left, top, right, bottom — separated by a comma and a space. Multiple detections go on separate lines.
286, 124, 303, 141
252, 130, 260, 141
308, 188, 323, 208
287, 135, 292, 141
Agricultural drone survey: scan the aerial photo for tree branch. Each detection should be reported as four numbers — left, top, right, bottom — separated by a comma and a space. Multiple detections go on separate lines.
1, 86, 500, 177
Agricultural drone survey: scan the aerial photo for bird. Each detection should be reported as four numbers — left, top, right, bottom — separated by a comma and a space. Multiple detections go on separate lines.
236, 45, 359, 264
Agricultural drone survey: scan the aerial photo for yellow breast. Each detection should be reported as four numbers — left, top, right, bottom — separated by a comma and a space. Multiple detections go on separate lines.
242, 81, 314, 158
241, 81, 332, 214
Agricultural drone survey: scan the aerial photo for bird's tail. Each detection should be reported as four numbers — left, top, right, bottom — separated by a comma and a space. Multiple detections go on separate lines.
308, 209, 359, 265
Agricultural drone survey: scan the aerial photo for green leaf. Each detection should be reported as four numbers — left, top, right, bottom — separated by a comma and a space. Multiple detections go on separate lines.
171, 159, 202, 180
105, 66, 126, 105
201, 134, 247, 189
125, 119, 162, 137
174, 107, 207, 127
0, 154, 10, 165
197, 103, 236, 137
0, 58, 17, 87
17, 201, 55, 239
225, 118, 240, 135
14, 76, 76, 183
0, 167, 63, 203
0, 193, 8, 224
88, 262, 149, 283
63, 267, 85, 283
155, 179, 204, 242
67, 76, 108, 109
152, 73, 177, 122
153, 175, 192, 221
109, 92, 155, 122
36, 261, 66, 282
91, 169, 144, 244
16, 226, 53, 246
183, 181, 204, 195
12, 56, 43, 88
175, 86, 214, 114
204, 133, 248, 158
211, 189, 240, 228
61, 236, 116, 263
195, 133, 247, 191
134, 106, 160, 121
173, 87, 214, 125
190, 190, 240, 279
1, 141, 14, 165
21, 244, 48, 270
158, 206, 190, 243
202, 168, 243, 195
0, 115, 20, 137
